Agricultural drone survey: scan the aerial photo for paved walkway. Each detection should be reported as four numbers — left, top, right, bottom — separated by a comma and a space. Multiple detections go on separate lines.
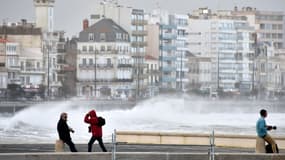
0, 143, 256, 153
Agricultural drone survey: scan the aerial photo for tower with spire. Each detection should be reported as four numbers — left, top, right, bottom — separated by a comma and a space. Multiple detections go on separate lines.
34, 0, 55, 32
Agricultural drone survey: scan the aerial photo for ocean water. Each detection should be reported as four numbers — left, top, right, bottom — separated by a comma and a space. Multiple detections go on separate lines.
0, 96, 284, 144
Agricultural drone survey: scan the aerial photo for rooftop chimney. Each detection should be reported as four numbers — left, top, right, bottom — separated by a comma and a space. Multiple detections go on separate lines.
83, 19, 89, 30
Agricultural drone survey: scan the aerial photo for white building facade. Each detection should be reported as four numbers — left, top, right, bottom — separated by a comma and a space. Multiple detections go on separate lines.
77, 19, 133, 99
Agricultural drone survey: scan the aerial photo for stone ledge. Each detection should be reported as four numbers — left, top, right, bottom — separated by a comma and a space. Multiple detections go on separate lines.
116, 131, 285, 149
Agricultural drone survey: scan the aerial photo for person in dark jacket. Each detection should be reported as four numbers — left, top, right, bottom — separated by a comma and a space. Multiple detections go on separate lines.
57, 112, 78, 152
84, 110, 107, 152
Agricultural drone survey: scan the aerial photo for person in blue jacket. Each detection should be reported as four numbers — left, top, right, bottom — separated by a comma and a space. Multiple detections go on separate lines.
256, 109, 277, 153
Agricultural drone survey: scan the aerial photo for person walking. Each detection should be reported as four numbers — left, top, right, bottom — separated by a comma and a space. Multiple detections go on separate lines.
84, 110, 107, 152
57, 112, 78, 152
256, 109, 278, 153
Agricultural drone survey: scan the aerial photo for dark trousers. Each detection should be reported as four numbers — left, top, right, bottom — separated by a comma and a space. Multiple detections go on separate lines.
88, 136, 107, 152
64, 140, 78, 152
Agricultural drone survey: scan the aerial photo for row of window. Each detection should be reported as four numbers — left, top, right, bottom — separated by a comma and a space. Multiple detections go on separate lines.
259, 33, 283, 39
6, 45, 17, 53
81, 45, 130, 52
176, 18, 188, 26
256, 15, 283, 21
88, 33, 129, 42
78, 70, 132, 79
81, 58, 132, 65
260, 24, 283, 30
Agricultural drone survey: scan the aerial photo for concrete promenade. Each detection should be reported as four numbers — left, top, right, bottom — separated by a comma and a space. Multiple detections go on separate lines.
0, 143, 284, 160
0, 152, 284, 160
1, 130, 285, 160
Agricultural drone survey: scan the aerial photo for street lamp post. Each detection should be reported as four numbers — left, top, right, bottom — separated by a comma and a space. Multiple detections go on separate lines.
94, 50, 97, 97
252, 33, 257, 95
47, 41, 50, 99
217, 51, 220, 90
180, 51, 183, 91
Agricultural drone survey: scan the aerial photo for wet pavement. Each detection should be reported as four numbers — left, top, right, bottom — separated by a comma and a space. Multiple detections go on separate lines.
0, 143, 257, 153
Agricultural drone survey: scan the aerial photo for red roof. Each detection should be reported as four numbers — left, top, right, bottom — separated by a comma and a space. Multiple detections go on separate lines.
145, 55, 157, 60
0, 39, 10, 43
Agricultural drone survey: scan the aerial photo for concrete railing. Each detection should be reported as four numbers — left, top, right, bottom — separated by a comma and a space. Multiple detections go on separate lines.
0, 152, 285, 160
116, 131, 285, 149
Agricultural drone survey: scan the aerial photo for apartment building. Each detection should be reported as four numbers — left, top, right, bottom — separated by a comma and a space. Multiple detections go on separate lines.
77, 19, 133, 99
188, 8, 255, 93
232, 6, 284, 49
34, 0, 68, 97
0, 22, 44, 88
0, 39, 21, 85
255, 43, 285, 98
90, 1, 148, 98
145, 55, 159, 97
0, 39, 9, 96
188, 56, 212, 91
147, 10, 189, 91
171, 14, 189, 91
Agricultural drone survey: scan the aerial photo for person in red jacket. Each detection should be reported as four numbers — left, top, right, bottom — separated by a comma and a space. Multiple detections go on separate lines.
84, 110, 107, 152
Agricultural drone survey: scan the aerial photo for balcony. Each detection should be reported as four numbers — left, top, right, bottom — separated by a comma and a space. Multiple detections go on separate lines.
57, 49, 66, 53
146, 70, 160, 75
57, 70, 66, 75
131, 19, 148, 25
8, 65, 21, 70
118, 64, 133, 68
78, 64, 114, 69
79, 64, 94, 69
160, 45, 177, 51
160, 66, 176, 72
78, 50, 94, 54
57, 59, 66, 64
79, 78, 133, 83
132, 30, 148, 36
98, 50, 119, 55
160, 56, 176, 61
21, 68, 45, 74
8, 78, 21, 84
131, 52, 145, 57
114, 78, 133, 82
160, 24, 177, 30
131, 41, 147, 47
160, 34, 177, 40
59, 38, 65, 42
132, 63, 146, 69
162, 77, 176, 82
97, 64, 114, 69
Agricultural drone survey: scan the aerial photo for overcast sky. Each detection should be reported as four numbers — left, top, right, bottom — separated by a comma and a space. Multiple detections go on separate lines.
0, 0, 284, 37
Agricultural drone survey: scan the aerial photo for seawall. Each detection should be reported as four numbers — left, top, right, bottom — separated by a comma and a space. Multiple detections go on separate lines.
116, 131, 285, 149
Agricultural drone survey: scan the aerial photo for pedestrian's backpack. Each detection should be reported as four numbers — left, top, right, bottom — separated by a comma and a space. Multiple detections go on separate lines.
98, 116, 105, 126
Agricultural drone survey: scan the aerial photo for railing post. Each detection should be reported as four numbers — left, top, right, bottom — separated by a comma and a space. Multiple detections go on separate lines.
112, 129, 117, 160
209, 130, 215, 160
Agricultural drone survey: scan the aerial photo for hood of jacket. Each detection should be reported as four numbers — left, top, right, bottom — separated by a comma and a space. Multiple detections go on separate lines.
89, 110, 97, 117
